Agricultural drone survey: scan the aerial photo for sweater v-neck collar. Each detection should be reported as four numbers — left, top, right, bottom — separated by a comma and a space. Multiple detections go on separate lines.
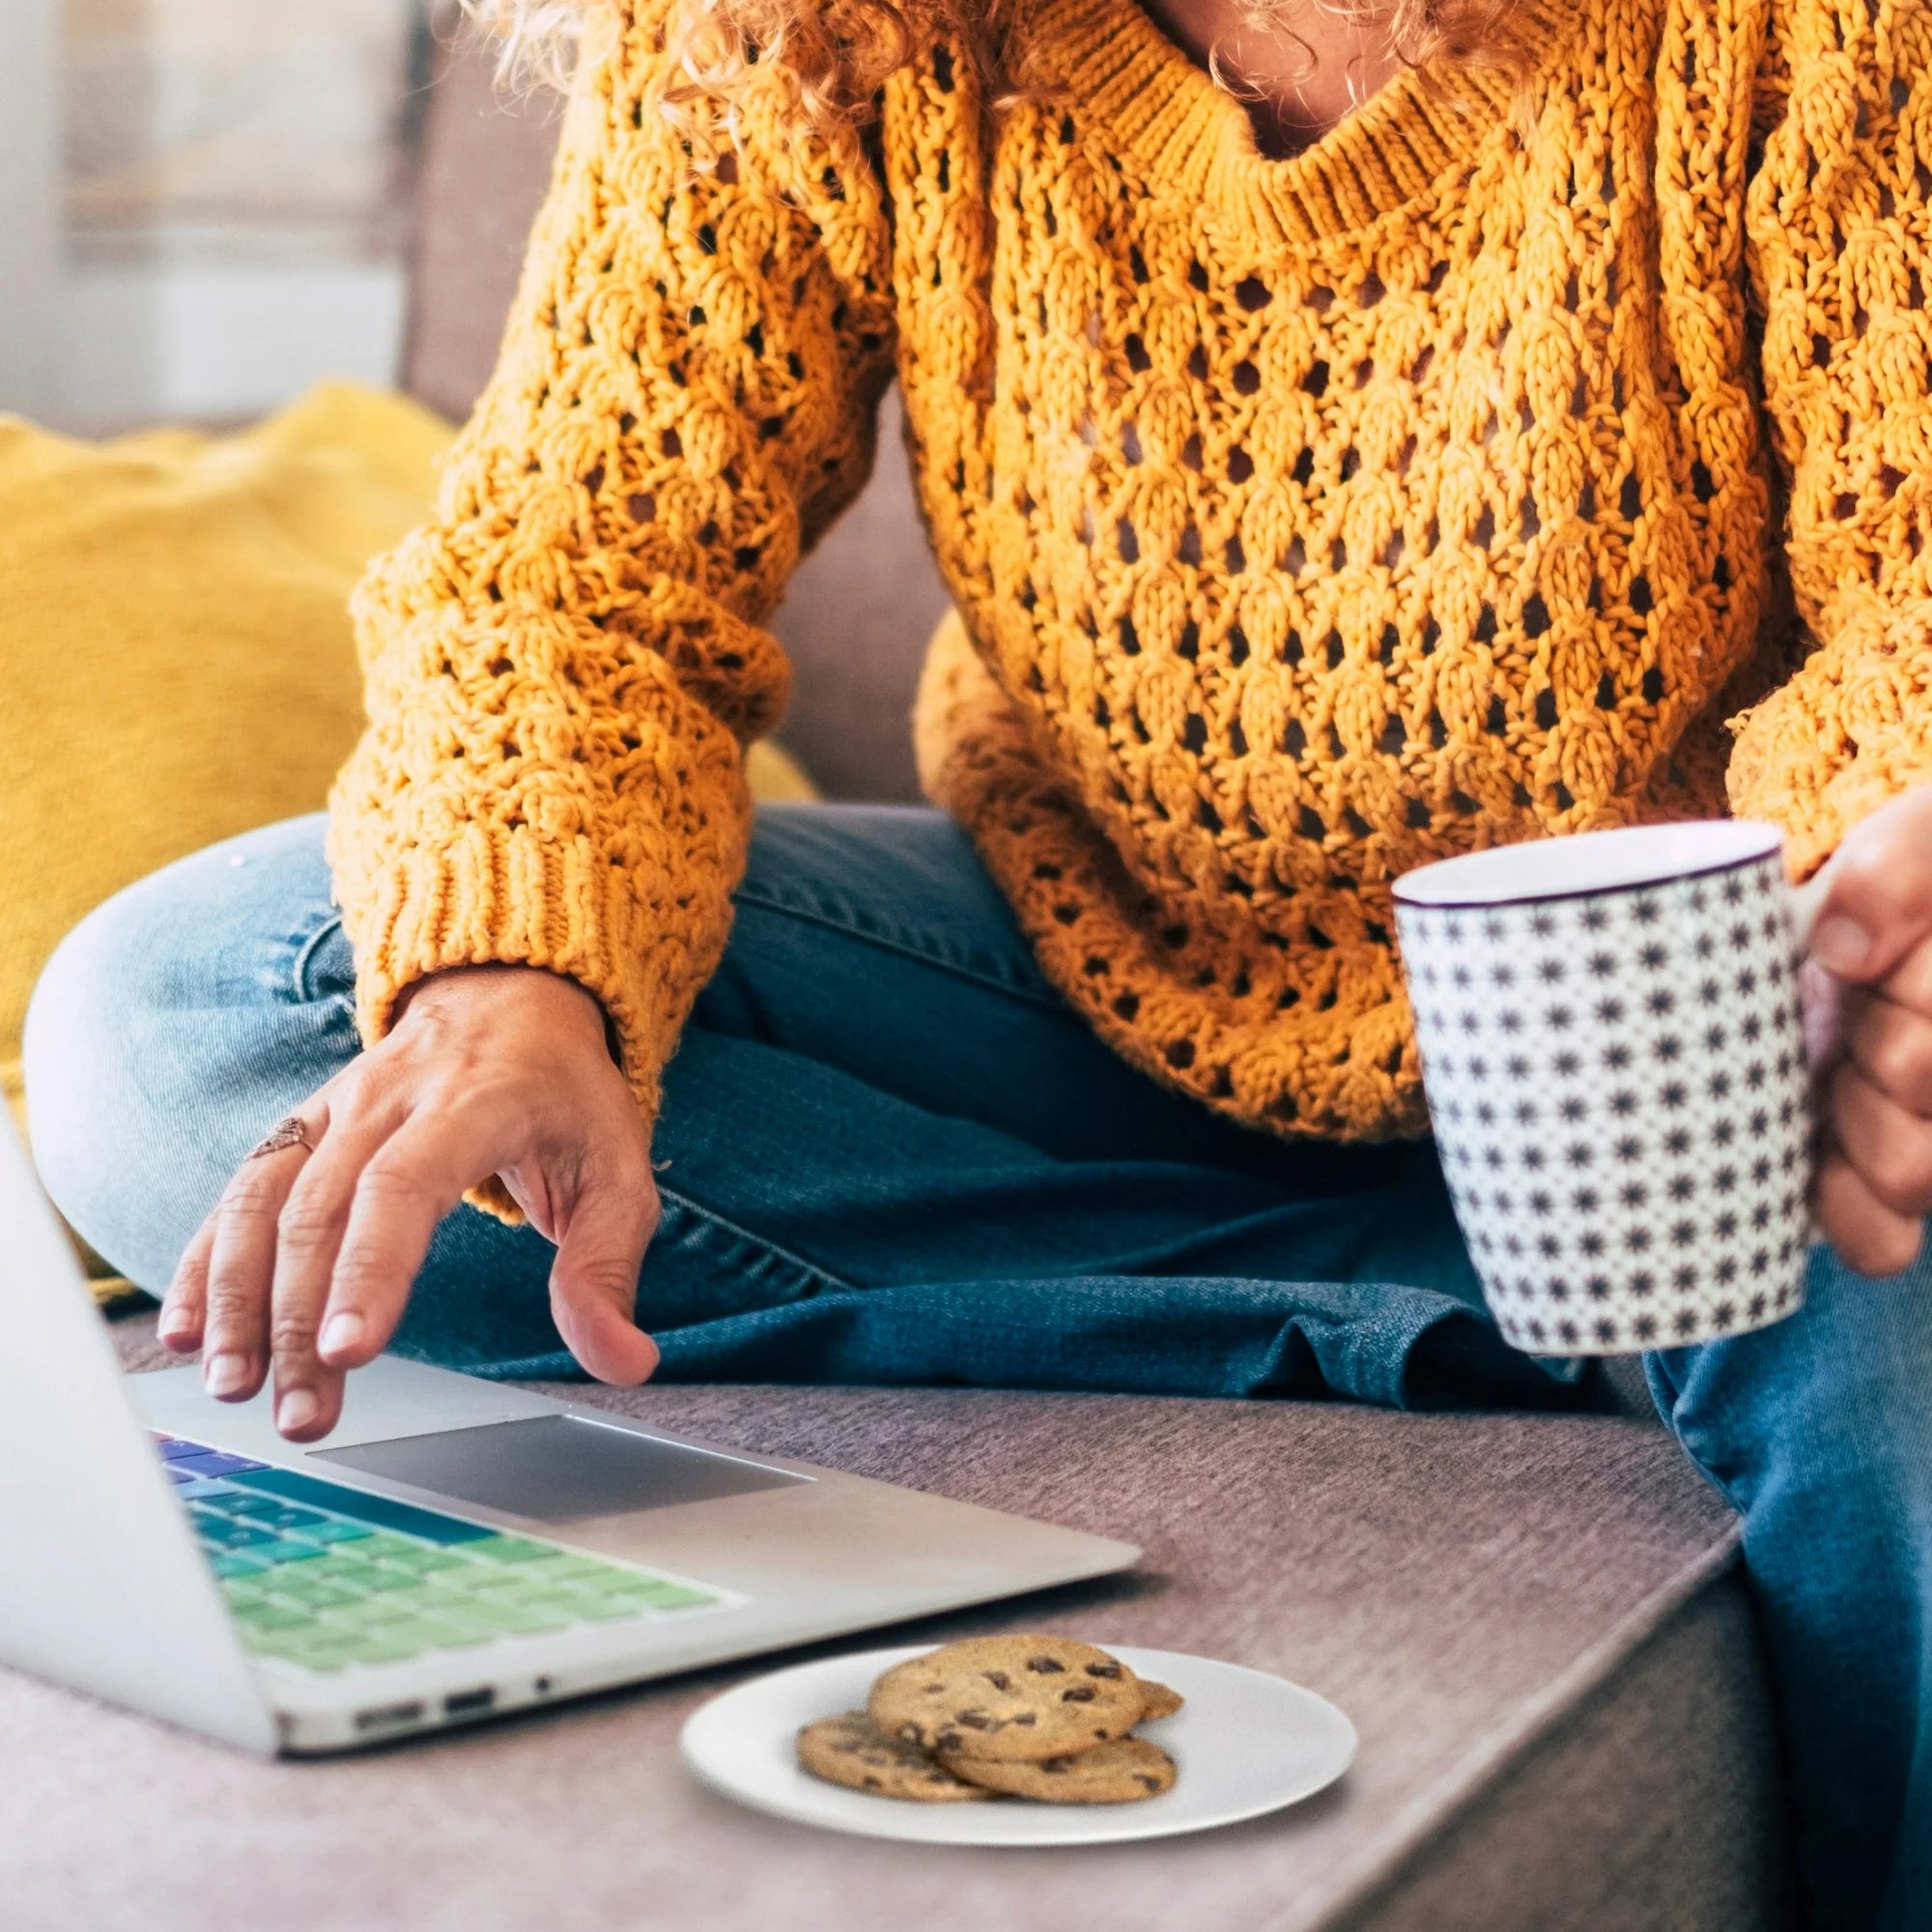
1024, 0, 1568, 253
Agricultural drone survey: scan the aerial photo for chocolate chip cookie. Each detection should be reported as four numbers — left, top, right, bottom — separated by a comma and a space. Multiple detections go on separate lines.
938, 1735, 1179, 1804
795, 1712, 993, 1802
868, 1635, 1146, 1763
1137, 1679, 1184, 1721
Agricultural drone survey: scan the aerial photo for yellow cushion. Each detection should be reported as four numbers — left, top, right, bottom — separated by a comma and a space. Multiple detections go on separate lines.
0, 383, 812, 1302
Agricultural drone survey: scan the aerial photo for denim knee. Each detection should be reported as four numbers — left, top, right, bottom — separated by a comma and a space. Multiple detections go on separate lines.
21, 814, 347, 1292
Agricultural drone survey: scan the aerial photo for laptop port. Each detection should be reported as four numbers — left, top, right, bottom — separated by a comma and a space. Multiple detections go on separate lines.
354, 1700, 426, 1733
443, 1687, 497, 1717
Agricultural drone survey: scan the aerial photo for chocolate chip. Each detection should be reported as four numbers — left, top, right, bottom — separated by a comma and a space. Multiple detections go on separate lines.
1042, 1757, 1073, 1773
1014, 1713, 1037, 1726
1026, 1656, 1066, 1673
1085, 1662, 1122, 1678
934, 1728, 962, 1751
982, 1671, 1013, 1690
1061, 1685, 1097, 1703
1138, 1775, 1162, 1791
954, 1711, 991, 1729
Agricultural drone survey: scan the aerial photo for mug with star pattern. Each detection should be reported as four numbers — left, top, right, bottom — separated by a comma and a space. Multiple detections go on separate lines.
1393, 821, 1822, 1355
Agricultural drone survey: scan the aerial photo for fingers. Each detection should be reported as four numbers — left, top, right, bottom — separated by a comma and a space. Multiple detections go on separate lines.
1845, 984, 1932, 1116
159, 1206, 219, 1353
548, 1151, 661, 1386
265, 1112, 395, 1440
200, 1119, 325, 1403
1827, 1058, 1932, 1221
1814, 1146, 1924, 1277
315, 1108, 503, 1376
1807, 788, 1932, 984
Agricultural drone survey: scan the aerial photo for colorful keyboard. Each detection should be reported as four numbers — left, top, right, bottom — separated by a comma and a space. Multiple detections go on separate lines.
156, 1435, 727, 1675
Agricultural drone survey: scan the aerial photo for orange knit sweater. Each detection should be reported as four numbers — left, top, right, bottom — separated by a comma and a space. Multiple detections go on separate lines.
332, 0, 1932, 1149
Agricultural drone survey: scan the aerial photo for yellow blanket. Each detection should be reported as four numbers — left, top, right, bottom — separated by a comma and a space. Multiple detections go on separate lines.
0, 383, 811, 1300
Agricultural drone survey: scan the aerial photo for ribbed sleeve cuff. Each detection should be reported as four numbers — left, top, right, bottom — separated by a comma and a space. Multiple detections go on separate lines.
327, 815, 680, 1220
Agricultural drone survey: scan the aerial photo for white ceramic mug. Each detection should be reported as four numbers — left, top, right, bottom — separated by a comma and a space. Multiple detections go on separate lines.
1393, 821, 1824, 1354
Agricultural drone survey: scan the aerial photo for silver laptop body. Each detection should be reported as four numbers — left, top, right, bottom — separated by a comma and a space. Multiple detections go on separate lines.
0, 1113, 1139, 1753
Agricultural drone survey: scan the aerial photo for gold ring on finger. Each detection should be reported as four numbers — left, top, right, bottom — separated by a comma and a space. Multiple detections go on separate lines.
245, 1115, 316, 1161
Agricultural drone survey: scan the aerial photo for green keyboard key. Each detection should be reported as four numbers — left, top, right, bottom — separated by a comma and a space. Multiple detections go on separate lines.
319, 1598, 414, 1630
380, 1616, 495, 1651
562, 1594, 649, 1623
352, 1533, 429, 1562
354, 1565, 421, 1593
303, 1559, 388, 1590
268, 1577, 359, 1610
533, 1556, 622, 1584
378, 1546, 471, 1576
469, 1537, 563, 1566
465, 1598, 572, 1635
235, 1603, 312, 1632
633, 1582, 716, 1608
333, 1634, 425, 1665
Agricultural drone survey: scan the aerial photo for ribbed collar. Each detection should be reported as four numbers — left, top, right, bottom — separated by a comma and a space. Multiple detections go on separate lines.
1021, 0, 1573, 252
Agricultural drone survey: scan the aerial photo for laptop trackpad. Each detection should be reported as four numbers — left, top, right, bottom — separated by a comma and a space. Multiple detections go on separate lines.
314, 1415, 806, 1523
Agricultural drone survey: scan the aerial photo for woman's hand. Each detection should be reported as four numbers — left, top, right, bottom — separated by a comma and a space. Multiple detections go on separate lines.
157, 964, 661, 1440
1806, 784, 1932, 1277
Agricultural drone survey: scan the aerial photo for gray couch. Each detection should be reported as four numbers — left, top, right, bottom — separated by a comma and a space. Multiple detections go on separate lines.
0, 24, 1796, 1931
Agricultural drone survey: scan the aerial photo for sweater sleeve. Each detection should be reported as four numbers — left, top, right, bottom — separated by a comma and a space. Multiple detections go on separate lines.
1724, 0, 1932, 877
327, 3, 896, 1140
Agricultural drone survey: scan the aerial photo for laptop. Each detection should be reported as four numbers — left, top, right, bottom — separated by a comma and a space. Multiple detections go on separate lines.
0, 1113, 1139, 1753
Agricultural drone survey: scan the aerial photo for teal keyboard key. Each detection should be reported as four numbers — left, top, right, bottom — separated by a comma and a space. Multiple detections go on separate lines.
224, 1468, 496, 1545
301, 1520, 372, 1545
196, 1492, 266, 1517
211, 1554, 268, 1578
239, 1502, 330, 1531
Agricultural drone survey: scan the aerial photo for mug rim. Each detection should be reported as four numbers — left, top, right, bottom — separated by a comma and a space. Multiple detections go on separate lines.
1392, 819, 1783, 913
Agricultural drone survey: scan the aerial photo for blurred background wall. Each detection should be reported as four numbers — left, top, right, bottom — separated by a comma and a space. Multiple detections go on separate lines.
6, 0, 433, 432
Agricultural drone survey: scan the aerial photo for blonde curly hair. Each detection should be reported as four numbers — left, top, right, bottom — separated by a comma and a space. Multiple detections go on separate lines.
456, 0, 1532, 126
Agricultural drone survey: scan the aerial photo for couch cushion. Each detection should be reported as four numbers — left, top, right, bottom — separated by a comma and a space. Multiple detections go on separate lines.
404, 18, 948, 804
0, 1317, 1780, 1932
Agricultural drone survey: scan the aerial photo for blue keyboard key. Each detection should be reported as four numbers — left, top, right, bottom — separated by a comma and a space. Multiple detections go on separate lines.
175, 1478, 238, 1501
170, 1452, 268, 1480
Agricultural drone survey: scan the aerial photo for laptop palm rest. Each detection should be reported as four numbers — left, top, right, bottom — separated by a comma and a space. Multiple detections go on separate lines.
314, 1415, 808, 1524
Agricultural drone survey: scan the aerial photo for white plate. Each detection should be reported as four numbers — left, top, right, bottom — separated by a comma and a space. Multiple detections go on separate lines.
679, 1643, 1357, 1846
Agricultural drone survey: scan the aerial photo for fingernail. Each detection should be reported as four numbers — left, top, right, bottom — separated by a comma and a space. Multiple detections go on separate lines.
319, 1312, 364, 1359
1812, 914, 1873, 976
277, 1389, 321, 1435
157, 1311, 196, 1348
203, 1351, 249, 1398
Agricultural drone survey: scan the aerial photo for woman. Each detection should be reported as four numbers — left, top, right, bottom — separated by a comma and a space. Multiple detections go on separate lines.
23, 0, 1932, 1917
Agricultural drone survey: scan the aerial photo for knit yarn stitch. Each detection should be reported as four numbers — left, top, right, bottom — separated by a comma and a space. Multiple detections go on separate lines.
333, 0, 1932, 1155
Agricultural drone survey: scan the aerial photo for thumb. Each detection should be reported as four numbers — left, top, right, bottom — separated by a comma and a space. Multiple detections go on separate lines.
547, 1159, 661, 1386
1806, 788, 1932, 985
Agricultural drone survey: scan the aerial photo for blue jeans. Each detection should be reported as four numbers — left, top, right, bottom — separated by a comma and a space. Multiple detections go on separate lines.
21, 804, 1932, 1928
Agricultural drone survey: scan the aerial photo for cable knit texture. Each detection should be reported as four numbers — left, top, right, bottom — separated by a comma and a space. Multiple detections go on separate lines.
334, 0, 1932, 1164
